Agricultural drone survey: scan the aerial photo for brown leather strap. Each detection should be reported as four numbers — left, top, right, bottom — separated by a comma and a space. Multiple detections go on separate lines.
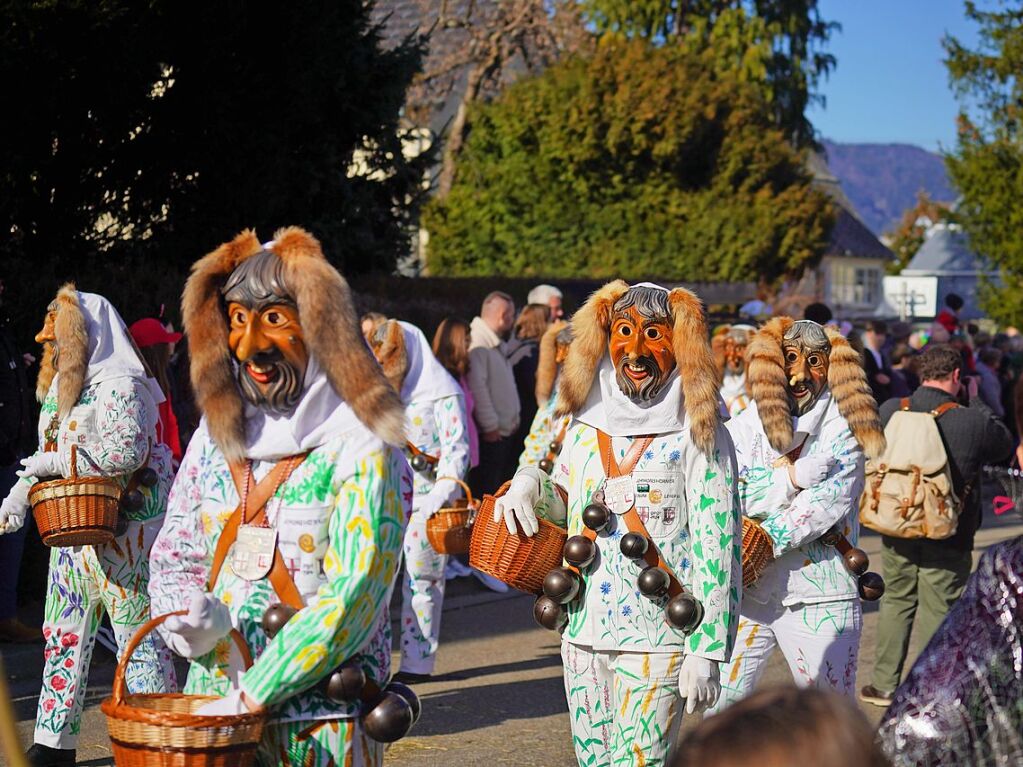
596, 430, 684, 597
207, 454, 309, 609
542, 419, 571, 465
931, 402, 960, 418
900, 397, 911, 412
406, 441, 439, 465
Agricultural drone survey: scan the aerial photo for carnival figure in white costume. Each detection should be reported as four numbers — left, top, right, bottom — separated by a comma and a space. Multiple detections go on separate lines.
495, 281, 741, 767
0, 285, 175, 767
711, 324, 754, 417
518, 320, 572, 471
148, 228, 412, 766
368, 319, 469, 682
710, 318, 885, 711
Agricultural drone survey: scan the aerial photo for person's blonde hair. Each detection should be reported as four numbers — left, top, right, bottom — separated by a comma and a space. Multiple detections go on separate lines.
514, 303, 550, 342
671, 687, 891, 767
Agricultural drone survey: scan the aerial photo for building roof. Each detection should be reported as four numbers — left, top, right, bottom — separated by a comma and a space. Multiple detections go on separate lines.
808, 150, 894, 262
903, 222, 987, 275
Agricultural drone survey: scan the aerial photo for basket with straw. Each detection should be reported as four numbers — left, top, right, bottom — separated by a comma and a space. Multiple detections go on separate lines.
30, 444, 120, 547
469, 482, 567, 594
101, 611, 266, 767
741, 517, 775, 588
426, 477, 477, 555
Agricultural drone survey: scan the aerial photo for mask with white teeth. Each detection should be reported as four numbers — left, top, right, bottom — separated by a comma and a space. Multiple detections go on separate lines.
782, 320, 830, 416
608, 286, 676, 404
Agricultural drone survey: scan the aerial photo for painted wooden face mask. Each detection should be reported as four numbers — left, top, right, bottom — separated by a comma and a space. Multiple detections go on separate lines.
782, 320, 830, 416
608, 287, 676, 403
35, 304, 59, 370
223, 251, 309, 415
722, 327, 751, 375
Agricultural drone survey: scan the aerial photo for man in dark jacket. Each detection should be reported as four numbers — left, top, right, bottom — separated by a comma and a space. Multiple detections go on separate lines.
862, 319, 893, 404
0, 277, 37, 642
860, 344, 1013, 707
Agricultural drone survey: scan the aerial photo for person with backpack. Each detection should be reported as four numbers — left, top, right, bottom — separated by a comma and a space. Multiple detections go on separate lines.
859, 344, 1013, 707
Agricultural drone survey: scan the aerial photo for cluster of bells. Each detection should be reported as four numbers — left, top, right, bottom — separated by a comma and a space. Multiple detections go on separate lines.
537, 439, 563, 475
114, 466, 160, 536
409, 453, 433, 473
261, 604, 421, 743
533, 499, 704, 634
821, 529, 886, 601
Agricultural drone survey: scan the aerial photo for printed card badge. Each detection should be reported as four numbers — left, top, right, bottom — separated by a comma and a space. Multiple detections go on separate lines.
602, 475, 636, 515
231, 525, 278, 581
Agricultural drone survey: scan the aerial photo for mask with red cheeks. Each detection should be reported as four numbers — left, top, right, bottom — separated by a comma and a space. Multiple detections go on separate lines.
608, 287, 676, 403
782, 320, 830, 416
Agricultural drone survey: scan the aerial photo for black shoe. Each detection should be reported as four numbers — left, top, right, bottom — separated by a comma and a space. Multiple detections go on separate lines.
392, 671, 432, 685
25, 744, 76, 766
858, 684, 894, 707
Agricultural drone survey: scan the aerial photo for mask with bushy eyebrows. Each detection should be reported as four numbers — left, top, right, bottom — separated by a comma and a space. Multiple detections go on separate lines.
782, 320, 830, 415
608, 286, 675, 403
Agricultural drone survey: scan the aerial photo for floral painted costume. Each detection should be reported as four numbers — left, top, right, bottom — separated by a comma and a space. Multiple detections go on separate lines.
149, 421, 409, 758
401, 393, 469, 675
711, 395, 864, 709
10, 376, 176, 749
517, 388, 571, 470
535, 422, 740, 767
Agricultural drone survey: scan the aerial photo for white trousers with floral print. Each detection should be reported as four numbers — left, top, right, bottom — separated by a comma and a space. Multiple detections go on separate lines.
710, 597, 862, 713
399, 513, 447, 675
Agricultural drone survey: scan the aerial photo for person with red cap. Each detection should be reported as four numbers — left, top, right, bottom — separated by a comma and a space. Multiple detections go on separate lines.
129, 318, 184, 463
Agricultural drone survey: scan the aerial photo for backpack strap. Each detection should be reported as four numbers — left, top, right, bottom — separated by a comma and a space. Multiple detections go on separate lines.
899, 397, 911, 412
930, 402, 960, 418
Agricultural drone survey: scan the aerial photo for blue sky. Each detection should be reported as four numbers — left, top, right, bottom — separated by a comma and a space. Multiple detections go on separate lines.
807, 0, 979, 152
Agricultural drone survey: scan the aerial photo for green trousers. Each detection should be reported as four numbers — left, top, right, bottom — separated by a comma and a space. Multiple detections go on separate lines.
871, 536, 972, 692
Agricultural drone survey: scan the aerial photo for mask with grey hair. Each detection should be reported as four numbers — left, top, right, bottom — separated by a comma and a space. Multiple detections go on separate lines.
223, 250, 305, 414
782, 320, 831, 416
609, 286, 676, 403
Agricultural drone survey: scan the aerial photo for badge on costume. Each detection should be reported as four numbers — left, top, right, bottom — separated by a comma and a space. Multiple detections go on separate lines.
231, 525, 277, 581
602, 476, 636, 515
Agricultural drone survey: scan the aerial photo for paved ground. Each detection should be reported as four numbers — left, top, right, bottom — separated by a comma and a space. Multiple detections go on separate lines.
4, 513, 1021, 767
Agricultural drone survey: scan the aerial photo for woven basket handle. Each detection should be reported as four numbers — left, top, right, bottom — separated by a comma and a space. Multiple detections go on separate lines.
112, 610, 253, 706
437, 476, 474, 509
68, 444, 78, 482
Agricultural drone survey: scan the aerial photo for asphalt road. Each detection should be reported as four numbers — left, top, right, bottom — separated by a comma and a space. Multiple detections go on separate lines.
5, 515, 1021, 767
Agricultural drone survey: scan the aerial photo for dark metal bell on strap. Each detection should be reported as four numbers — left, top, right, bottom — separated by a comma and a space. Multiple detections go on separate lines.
533, 594, 568, 632
387, 680, 422, 724
410, 453, 429, 472
582, 502, 611, 532
261, 603, 298, 639
843, 547, 869, 576
137, 467, 159, 488
637, 566, 670, 598
362, 691, 414, 742
619, 532, 649, 560
542, 567, 581, 604
321, 663, 367, 703
857, 571, 885, 601
538, 458, 554, 474
665, 592, 704, 634
563, 535, 596, 569
120, 488, 145, 513
548, 441, 562, 454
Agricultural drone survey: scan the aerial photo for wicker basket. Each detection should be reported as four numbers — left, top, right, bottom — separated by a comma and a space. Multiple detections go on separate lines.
741, 517, 775, 588
469, 482, 567, 594
30, 444, 121, 547
426, 477, 476, 555
101, 611, 266, 767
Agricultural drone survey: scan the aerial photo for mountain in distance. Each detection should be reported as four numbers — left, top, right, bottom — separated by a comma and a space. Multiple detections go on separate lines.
821, 140, 956, 237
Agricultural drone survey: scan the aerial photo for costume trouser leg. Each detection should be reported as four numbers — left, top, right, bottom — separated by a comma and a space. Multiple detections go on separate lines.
400, 513, 447, 675
562, 641, 682, 767
34, 520, 172, 749
257, 717, 383, 767
712, 598, 861, 712
873, 538, 971, 692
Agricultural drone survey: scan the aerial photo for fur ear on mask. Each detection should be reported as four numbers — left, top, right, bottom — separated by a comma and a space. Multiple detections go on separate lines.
36, 342, 55, 404
668, 288, 719, 457
370, 320, 408, 394
556, 280, 629, 417
825, 327, 886, 459
272, 226, 406, 446
536, 320, 568, 406
51, 283, 88, 420
747, 317, 795, 454
182, 229, 263, 463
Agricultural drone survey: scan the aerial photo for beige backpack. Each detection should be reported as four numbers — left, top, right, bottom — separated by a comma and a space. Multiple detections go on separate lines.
859, 399, 962, 539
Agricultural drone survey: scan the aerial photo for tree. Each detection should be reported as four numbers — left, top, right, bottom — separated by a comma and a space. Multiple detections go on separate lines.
884, 192, 954, 274
944, 1, 1023, 326
423, 37, 833, 282
0, 1, 428, 344
581, 0, 838, 146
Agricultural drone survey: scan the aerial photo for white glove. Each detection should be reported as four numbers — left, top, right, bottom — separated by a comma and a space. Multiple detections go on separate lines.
18, 452, 65, 481
415, 491, 447, 520
0, 492, 27, 535
791, 453, 836, 490
195, 687, 252, 716
162, 591, 232, 659
678, 655, 720, 715
493, 471, 541, 537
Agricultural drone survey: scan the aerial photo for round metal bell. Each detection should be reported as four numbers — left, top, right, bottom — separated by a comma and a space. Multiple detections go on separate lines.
582, 503, 611, 532
261, 603, 299, 639
820, 525, 842, 547
619, 532, 649, 560
410, 453, 429, 472
542, 567, 580, 604
858, 571, 885, 601
563, 535, 596, 569
321, 663, 367, 703
114, 513, 129, 538
843, 547, 869, 576
636, 566, 670, 598
363, 691, 414, 742
120, 488, 145, 513
387, 681, 422, 724
548, 441, 562, 454
533, 594, 568, 632
538, 458, 554, 474
665, 592, 704, 634
137, 467, 159, 488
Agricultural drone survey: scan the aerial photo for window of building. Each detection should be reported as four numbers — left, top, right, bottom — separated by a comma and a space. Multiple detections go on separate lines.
830, 263, 880, 306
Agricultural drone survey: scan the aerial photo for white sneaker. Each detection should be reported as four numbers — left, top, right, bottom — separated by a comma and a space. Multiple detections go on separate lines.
472, 568, 509, 593
445, 559, 473, 580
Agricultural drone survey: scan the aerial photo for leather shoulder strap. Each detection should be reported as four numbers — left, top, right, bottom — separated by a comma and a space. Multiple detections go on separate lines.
900, 397, 911, 411
406, 440, 439, 465
931, 402, 960, 418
